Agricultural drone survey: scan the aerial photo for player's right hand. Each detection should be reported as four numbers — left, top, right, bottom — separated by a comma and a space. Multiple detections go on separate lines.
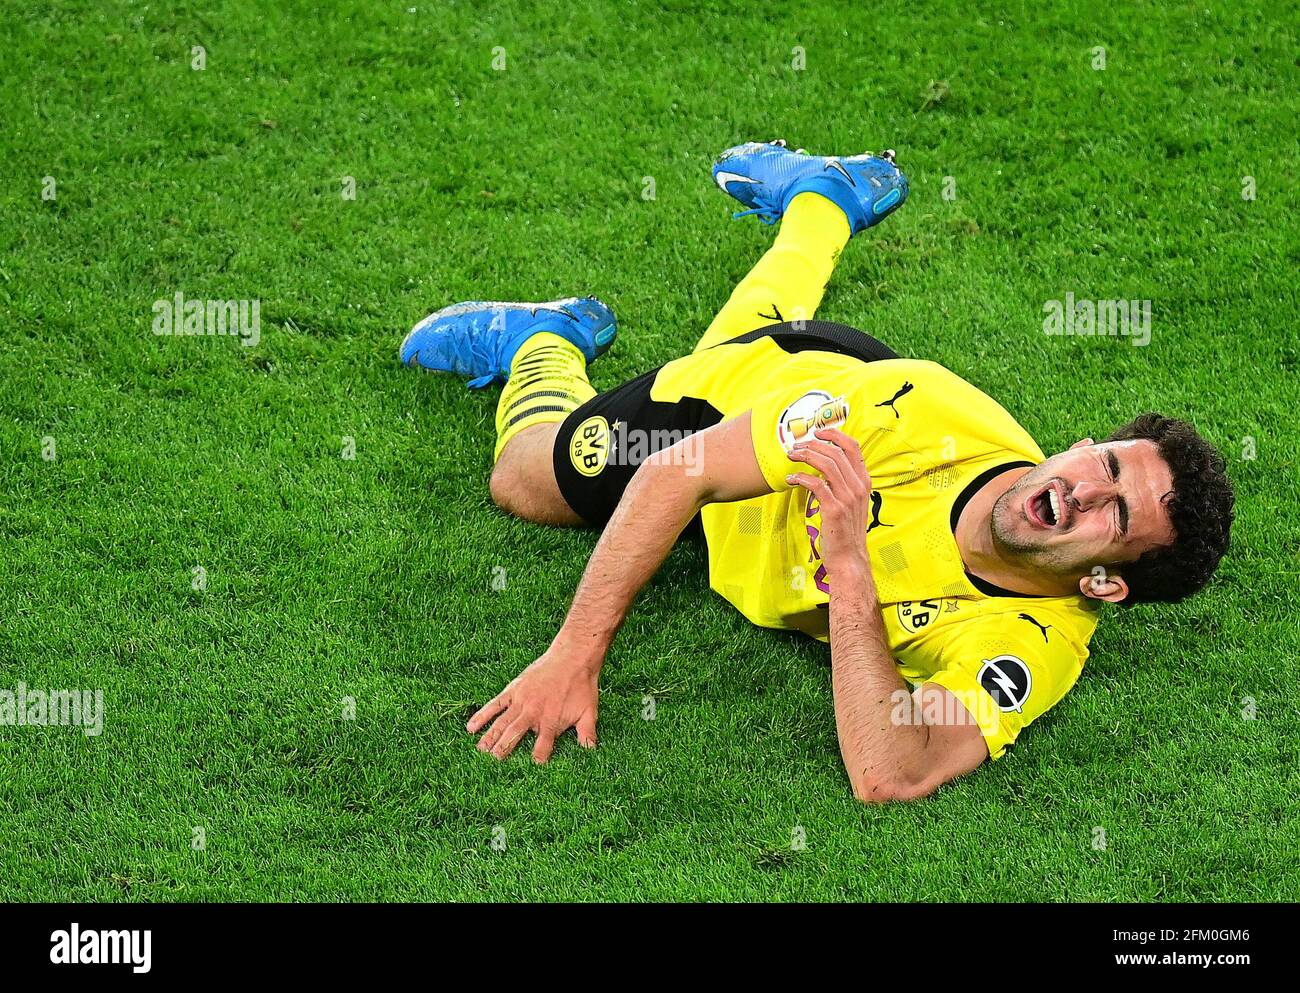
786, 426, 874, 576
466, 649, 600, 764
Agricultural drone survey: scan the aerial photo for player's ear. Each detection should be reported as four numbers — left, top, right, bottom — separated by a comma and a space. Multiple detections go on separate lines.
1079, 567, 1128, 603
1069, 437, 1095, 450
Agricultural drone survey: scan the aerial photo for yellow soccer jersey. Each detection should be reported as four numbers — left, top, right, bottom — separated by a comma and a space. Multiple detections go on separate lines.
650, 336, 1100, 759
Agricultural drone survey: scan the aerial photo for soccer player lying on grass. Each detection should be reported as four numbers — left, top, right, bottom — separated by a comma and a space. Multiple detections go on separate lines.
400, 140, 1235, 802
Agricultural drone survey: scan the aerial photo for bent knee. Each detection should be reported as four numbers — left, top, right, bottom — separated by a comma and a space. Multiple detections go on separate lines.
489, 462, 517, 514
489, 457, 581, 526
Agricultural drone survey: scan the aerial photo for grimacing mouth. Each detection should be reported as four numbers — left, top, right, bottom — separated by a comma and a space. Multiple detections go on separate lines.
1024, 478, 1070, 532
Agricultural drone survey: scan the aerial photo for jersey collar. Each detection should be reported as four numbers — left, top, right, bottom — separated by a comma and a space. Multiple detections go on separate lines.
948, 460, 1049, 600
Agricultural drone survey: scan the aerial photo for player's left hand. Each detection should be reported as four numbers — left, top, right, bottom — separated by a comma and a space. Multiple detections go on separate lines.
786, 427, 874, 576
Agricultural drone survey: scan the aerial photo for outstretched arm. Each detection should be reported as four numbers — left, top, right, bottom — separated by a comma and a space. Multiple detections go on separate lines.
787, 429, 988, 802
467, 413, 771, 762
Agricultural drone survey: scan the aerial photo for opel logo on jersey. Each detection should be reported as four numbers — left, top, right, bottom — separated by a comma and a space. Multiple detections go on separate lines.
777, 390, 850, 452
977, 655, 1032, 713
569, 415, 610, 477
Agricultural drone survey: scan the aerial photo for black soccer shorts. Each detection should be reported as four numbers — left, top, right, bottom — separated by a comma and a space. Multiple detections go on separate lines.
550, 320, 898, 526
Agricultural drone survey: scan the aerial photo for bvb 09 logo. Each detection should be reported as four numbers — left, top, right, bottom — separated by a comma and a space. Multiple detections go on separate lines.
570, 415, 610, 477
897, 598, 941, 633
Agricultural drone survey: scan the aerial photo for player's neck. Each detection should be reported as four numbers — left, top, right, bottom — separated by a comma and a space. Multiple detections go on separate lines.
954, 467, 1076, 598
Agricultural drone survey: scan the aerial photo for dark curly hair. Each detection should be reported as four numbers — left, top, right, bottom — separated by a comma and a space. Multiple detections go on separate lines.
1103, 413, 1234, 606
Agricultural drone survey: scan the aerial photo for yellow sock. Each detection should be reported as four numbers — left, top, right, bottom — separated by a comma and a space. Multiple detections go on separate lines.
494, 332, 596, 460
779, 190, 852, 258
694, 192, 852, 352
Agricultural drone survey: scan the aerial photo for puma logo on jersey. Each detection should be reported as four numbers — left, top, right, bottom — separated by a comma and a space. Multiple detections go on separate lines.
868, 490, 892, 532
1018, 612, 1054, 642
875, 381, 914, 418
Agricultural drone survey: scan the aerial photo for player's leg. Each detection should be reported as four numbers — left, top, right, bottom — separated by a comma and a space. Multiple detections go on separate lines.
488, 424, 579, 526
487, 333, 594, 526
490, 341, 685, 529
697, 140, 909, 352
399, 297, 615, 526
694, 192, 850, 352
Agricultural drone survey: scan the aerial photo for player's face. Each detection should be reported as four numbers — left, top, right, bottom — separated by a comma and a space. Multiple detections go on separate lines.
991, 439, 1176, 585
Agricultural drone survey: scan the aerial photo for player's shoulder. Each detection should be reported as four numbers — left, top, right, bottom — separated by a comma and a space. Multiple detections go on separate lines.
849, 359, 1044, 461
900, 592, 1099, 669
860, 357, 976, 387
971, 595, 1101, 661
911, 593, 1098, 682
919, 595, 1098, 728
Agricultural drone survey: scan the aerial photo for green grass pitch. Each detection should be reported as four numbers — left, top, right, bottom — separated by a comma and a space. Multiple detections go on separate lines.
1, 0, 1297, 901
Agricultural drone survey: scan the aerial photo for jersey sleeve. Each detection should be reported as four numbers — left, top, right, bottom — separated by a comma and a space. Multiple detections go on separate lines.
746, 376, 896, 493
921, 616, 1086, 760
